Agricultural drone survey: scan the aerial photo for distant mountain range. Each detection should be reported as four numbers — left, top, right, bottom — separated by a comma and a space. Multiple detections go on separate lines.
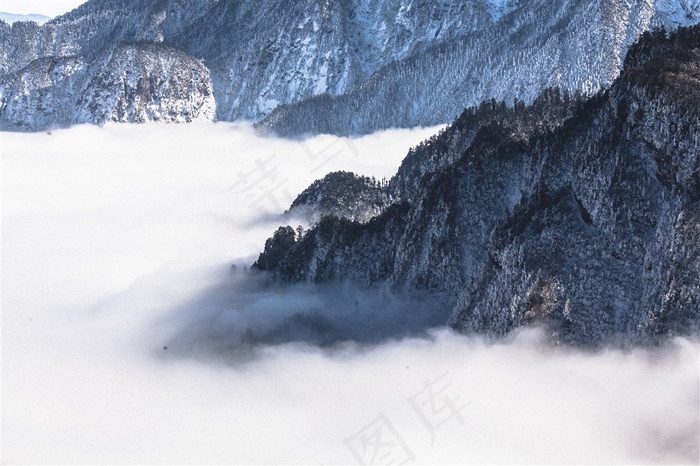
255, 26, 700, 346
0, 12, 51, 25
1, 0, 699, 132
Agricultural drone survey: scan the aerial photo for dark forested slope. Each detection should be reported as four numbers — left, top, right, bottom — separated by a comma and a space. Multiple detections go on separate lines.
254, 26, 700, 345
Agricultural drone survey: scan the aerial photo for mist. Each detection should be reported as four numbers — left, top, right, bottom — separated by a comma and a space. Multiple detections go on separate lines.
2, 123, 698, 464
0, 1, 87, 17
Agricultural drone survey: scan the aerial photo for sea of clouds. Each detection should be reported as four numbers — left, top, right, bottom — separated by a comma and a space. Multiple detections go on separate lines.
2, 123, 698, 464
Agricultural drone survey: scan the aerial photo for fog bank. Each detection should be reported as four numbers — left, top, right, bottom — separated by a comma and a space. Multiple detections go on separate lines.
2, 123, 698, 464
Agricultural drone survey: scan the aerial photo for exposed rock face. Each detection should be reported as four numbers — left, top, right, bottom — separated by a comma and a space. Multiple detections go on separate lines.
74, 43, 216, 125
254, 26, 700, 345
0, 43, 215, 129
1, 0, 699, 132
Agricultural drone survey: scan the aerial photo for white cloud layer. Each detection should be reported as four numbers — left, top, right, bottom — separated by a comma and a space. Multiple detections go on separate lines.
2, 123, 698, 464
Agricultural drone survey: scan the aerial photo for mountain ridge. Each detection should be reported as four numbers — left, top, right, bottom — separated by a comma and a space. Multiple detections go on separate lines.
253, 25, 700, 345
2, 0, 699, 132
0, 12, 52, 25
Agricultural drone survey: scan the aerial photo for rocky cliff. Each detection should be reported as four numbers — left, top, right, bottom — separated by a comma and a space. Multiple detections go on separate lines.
254, 26, 700, 345
0, 43, 215, 129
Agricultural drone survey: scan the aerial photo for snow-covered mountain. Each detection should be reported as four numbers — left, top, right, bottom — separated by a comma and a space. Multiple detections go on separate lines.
262, 0, 700, 136
0, 12, 52, 25
1, 0, 699, 131
0, 43, 215, 130
655, 0, 700, 26
254, 26, 700, 345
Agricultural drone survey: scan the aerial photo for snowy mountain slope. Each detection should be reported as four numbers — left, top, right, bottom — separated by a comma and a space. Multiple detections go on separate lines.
261, 0, 699, 136
73, 43, 216, 125
0, 20, 76, 76
287, 171, 395, 224
254, 26, 700, 345
1, 0, 699, 132
0, 0, 495, 129
654, 0, 700, 26
0, 1, 217, 76
168, 0, 497, 121
0, 56, 86, 130
0, 43, 215, 129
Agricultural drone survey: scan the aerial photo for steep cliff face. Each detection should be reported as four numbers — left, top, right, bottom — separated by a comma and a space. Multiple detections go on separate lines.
2, 0, 699, 132
0, 43, 215, 129
178, 0, 495, 121
74, 43, 215, 125
254, 26, 700, 345
0, 0, 495, 128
